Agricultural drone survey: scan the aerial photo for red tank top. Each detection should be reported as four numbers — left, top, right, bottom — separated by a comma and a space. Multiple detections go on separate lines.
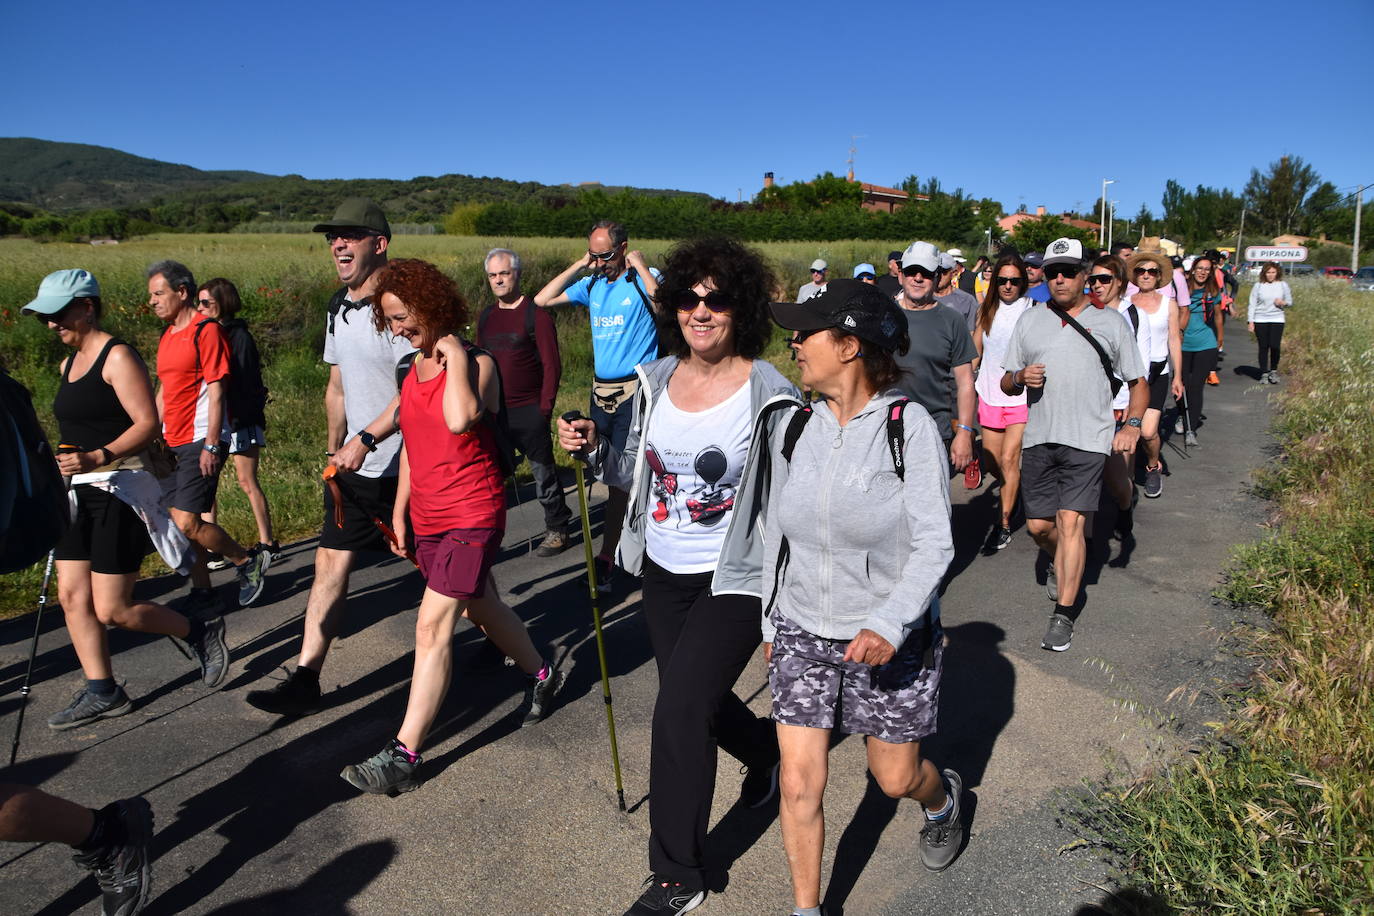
399, 360, 507, 535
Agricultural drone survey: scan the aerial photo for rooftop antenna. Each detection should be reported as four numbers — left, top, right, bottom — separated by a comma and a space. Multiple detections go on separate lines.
847, 135, 866, 182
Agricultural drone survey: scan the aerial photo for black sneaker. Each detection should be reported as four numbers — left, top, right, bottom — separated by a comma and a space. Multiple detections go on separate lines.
189, 616, 230, 689
73, 796, 154, 916
48, 686, 133, 730
521, 666, 563, 727
340, 739, 421, 796
624, 875, 705, 915
919, 769, 965, 872
596, 556, 616, 595
1042, 614, 1074, 652
236, 547, 271, 607
245, 668, 321, 716
740, 760, 780, 809
992, 526, 1012, 551
534, 529, 570, 558
263, 540, 284, 562
1143, 464, 1164, 499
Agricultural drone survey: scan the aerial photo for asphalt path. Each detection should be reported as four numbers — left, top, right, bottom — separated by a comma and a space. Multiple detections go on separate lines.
0, 359, 1276, 916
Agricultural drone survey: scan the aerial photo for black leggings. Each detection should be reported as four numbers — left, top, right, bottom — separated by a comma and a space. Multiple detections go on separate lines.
1180, 348, 1218, 432
1255, 322, 1284, 373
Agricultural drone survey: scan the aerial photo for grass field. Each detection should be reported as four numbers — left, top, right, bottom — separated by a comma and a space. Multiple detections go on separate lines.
0, 232, 910, 614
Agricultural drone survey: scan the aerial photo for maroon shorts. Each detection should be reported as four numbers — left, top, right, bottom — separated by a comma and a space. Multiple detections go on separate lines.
413, 527, 504, 600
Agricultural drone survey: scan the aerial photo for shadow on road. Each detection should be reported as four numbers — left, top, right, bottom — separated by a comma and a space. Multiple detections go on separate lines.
199, 840, 397, 915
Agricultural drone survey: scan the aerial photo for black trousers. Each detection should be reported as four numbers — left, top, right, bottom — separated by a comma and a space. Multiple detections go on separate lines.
505, 404, 573, 532
1255, 322, 1284, 373
1180, 348, 1218, 432
643, 557, 777, 888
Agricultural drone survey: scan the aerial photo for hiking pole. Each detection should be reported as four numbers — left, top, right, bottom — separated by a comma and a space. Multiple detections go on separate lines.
10, 445, 77, 766
561, 411, 626, 812
321, 466, 417, 567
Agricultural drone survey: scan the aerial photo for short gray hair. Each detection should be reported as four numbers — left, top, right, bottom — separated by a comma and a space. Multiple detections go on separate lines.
589, 219, 628, 248
146, 259, 196, 295
484, 248, 521, 273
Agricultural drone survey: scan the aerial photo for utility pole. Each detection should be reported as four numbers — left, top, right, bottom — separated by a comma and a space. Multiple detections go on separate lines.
1099, 178, 1115, 244
1107, 200, 1118, 251
1353, 186, 1367, 274
1236, 203, 1247, 270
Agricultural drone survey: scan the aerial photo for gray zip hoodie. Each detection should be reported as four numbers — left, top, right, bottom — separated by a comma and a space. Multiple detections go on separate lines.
584, 355, 801, 597
761, 393, 954, 651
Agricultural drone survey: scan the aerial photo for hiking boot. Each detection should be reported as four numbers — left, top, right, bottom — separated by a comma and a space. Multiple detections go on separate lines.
73, 796, 153, 916
992, 526, 1013, 551
205, 553, 231, 571
245, 668, 321, 716
596, 556, 616, 595
919, 769, 965, 872
963, 455, 982, 490
1041, 613, 1074, 652
48, 686, 133, 731
1185, 430, 1200, 448
1044, 562, 1057, 602
534, 529, 570, 558
740, 760, 780, 809
1206, 370, 1220, 386
236, 547, 270, 607
189, 616, 229, 689
1143, 464, 1164, 499
624, 875, 705, 915
340, 740, 421, 796
521, 665, 563, 727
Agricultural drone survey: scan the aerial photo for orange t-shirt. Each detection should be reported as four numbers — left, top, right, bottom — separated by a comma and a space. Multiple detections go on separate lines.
157, 319, 231, 447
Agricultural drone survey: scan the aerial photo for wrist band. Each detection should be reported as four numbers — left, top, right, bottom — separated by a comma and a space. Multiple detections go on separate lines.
99, 446, 115, 465
955, 424, 975, 434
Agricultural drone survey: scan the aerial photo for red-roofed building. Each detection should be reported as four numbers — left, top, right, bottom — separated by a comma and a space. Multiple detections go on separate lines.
998, 207, 1098, 235
857, 182, 929, 213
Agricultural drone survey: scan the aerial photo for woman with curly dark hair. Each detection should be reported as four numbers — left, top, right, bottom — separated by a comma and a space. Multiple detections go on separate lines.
339, 259, 560, 796
558, 237, 801, 916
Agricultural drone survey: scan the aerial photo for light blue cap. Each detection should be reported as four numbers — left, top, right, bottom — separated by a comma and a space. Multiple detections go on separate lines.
852, 263, 876, 278
22, 269, 101, 316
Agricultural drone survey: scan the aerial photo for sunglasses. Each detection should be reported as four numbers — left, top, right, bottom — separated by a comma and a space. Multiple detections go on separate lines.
588, 248, 620, 262
901, 266, 936, 280
673, 290, 733, 313
1043, 265, 1082, 281
996, 276, 1023, 287
790, 327, 827, 345
1088, 274, 1116, 286
324, 230, 374, 242
197, 298, 215, 307
1133, 266, 1162, 277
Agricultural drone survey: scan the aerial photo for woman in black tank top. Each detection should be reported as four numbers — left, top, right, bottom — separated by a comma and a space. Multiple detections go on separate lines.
29, 270, 231, 732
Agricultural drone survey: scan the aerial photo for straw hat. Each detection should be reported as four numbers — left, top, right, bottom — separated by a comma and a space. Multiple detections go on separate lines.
1127, 250, 1172, 286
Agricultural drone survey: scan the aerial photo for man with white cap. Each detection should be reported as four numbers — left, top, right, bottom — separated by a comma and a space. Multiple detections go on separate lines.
852, 262, 877, 285
935, 252, 979, 334
894, 242, 978, 474
1000, 238, 1147, 652
797, 259, 828, 302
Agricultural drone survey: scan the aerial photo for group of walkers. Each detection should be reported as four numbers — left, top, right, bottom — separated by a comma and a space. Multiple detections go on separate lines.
3, 196, 1285, 916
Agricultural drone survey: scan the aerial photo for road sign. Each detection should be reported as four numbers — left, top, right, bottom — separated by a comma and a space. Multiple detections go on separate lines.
1245, 245, 1307, 262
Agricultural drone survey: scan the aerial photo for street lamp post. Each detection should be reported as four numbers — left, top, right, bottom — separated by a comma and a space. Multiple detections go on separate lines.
1099, 178, 1115, 244
1107, 200, 1118, 251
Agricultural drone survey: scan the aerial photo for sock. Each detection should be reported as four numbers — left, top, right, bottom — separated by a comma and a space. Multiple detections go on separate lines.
75, 802, 128, 852
391, 739, 420, 764
185, 616, 206, 647
926, 787, 954, 822
793, 908, 823, 916
1117, 507, 1134, 533
529, 662, 551, 682
1054, 603, 1074, 619
293, 666, 320, 686
86, 677, 118, 698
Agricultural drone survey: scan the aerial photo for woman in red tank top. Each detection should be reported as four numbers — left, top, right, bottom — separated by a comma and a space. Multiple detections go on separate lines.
338, 259, 561, 797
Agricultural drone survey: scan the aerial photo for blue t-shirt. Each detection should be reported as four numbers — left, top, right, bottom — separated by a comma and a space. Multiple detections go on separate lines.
1181, 289, 1220, 352
565, 268, 661, 379
1028, 282, 1050, 303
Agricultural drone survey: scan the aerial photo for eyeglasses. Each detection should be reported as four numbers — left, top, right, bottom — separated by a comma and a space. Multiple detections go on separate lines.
673, 290, 733, 313
324, 230, 374, 243
1088, 274, 1116, 286
901, 266, 936, 280
996, 276, 1023, 287
1133, 266, 1161, 277
588, 248, 620, 262
1043, 265, 1082, 281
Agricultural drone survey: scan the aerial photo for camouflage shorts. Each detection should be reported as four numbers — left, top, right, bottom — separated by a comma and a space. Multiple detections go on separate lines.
768, 614, 943, 744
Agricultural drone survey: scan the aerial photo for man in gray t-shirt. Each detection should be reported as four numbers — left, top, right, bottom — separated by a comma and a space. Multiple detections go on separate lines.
1000, 238, 1147, 654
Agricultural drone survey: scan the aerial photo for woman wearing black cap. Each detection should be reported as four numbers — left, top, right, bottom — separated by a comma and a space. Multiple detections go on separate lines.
559, 237, 800, 916
762, 279, 963, 914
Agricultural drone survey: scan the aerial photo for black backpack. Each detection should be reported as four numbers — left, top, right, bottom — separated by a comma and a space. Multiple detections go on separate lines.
394, 343, 519, 478
0, 368, 70, 574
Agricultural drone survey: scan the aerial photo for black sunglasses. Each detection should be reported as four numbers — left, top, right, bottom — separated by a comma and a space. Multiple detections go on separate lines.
901, 265, 936, 280
1088, 273, 1116, 286
673, 290, 733, 313
324, 230, 374, 242
1133, 266, 1162, 277
996, 276, 1023, 286
589, 248, 620, 262
790, 327, 827, 345
1043, 265, 1083, 281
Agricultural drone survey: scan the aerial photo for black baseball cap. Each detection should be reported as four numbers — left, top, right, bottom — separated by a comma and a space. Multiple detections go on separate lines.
312, 197, 392, 239
769, 279, 908, 353
887, 250, 903, 263
1023, 251, 1044, 267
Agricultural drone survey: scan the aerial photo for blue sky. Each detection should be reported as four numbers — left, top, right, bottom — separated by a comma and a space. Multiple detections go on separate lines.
7, 0, 1372, 218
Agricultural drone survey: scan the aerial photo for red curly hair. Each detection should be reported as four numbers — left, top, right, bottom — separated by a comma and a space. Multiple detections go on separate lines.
370, 258, 468, 339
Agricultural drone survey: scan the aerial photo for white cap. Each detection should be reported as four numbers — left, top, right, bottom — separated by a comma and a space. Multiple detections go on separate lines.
900, 241, 940, 272
946, 248, 967, 263
1041, 237, 1086, 268
809, 259, 828, 272
938, 253, 958, 271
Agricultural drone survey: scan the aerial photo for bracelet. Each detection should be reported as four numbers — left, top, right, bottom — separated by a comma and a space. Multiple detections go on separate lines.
98, 446, 115, 465
326, 451, 335, 457
955, 424, 975, 434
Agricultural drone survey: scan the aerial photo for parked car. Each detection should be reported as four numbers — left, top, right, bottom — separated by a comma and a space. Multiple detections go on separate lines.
1353, 266, 1374, 292
1321, 266, 1354, 282
1288, 264, 1317, 278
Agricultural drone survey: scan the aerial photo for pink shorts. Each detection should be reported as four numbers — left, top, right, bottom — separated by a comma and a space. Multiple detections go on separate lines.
977, 401, 1029, 430
413, 527, 503, 600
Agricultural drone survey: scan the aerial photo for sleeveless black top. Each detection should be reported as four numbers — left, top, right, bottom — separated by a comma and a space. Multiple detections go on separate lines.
53, 338, 135, 452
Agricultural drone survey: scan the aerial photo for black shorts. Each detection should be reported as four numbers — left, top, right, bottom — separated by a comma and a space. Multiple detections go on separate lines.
1147, 361, 1169, 412
1020, 443, 1104, 519
53, 485, 153, 575
319, 471, 400, 553
170, 440, 226, 514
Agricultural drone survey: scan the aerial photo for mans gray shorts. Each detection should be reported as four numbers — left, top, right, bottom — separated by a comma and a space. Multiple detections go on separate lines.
1020, 442, 1104, 519
170, 439, 225, 514
769, 613, 942, 744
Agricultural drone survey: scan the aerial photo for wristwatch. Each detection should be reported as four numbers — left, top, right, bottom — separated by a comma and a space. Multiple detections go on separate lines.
203, 443, 225, 456
358, 431, 378, 452
1125, 417, 1143, 429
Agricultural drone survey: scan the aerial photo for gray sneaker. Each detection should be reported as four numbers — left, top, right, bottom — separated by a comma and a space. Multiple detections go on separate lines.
1185, 430, 1200, 448
48, 686, 133, 730
920, 768, 965, 872
190, 616, 230, 689
1143, 464, 1164, 499
1042, 613, 1074, 651
534, 529, 570, 558
340, 740, 421, 796
236, 547, 270, 607
522, 665, 563, 727
72, 796, 153, 916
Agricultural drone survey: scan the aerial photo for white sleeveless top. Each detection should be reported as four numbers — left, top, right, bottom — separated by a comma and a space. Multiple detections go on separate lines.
1128, 292, 1172, 367
1112, 298, 1155, 410
974, 296, 1032, 408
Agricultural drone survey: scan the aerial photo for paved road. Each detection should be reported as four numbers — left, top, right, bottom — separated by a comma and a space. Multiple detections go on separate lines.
0, 362, 1274, 915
